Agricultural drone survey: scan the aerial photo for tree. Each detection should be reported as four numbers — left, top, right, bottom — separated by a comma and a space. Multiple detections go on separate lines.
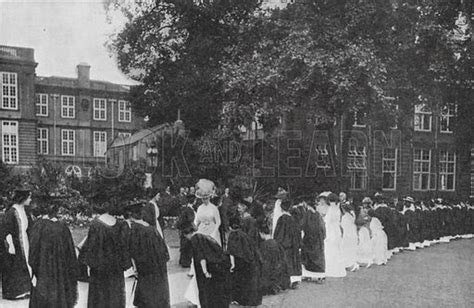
107, 0, 261, 137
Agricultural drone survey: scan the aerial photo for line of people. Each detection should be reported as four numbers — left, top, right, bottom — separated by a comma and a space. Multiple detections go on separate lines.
2, 181, 473, 308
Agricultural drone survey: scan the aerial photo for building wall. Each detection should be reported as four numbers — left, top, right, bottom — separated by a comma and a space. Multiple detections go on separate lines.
0, 45, 38, 168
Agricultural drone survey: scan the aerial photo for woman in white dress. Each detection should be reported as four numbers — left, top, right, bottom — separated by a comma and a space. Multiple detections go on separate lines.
370, 217, 389, 265
356, 198, 374, 267
340, 202, 359, 271
322, 193, 346, 278
185, 179, 221, 306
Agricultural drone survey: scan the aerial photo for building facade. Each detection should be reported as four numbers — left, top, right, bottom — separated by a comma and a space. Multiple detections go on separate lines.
0, 45, 143, 176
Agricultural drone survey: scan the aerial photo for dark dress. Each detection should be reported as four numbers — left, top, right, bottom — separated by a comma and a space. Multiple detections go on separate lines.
190, 233, 231, 308
274, 214, 302, 278
227, 229, 262, 306
372, 206, 397, 250
241, 214, 259, 247
397, 212, 409, 248
142, 201, 164, 237
404, 209, 419, 243
301, 210, 326, 273
29, 218, 78, 308
258, 238, 290, 295
129, 221, 170, 308
79, 218, 131, 308
176, 206, 196, 267
2, 206, 33, 299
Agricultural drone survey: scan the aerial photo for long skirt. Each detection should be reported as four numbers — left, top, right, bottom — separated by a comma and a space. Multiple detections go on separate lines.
2, 253, 30, 299
372, 231, 389, 265
230, 258, 261, 306
356, 227, 373, 265
133, 272, 170, 308
88, 268, 125, 308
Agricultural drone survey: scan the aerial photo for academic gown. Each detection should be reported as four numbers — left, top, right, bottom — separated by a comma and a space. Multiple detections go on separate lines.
129, 221, 170, 308
29, 218, 78, 308
176, 206, 196, 267
190, 233, 231, 308
301, 210, 325, 273
404, 209, 418, 243
227, 229, 262, 306
2, 206, 33, 299
274, 214, 302, 278
79, 218, 131, 308
258, 238, 290, 295
241, 214, 259, 247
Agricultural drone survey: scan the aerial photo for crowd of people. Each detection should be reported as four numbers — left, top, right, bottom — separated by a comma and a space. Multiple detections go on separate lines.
0, 180, 473, 308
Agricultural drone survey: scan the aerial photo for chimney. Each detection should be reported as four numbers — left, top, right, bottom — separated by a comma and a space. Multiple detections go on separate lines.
77, 63, 90, 88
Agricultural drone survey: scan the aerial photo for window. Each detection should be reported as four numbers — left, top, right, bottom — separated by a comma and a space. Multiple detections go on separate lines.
65, 165, 82, 177
61, 129, 75, 156
414, 104, 432, 131
413, 149, 431, 190
37, 128, 48, 154
315, 144, 331, 169
382, 148, 397, 190
93, 131, 107, 157
439, 151, 456, 191
347, 144, 367, 190
390, 104, 399, 129
1, 121, 18, 164
93, 98, 107, 121
1, 72, 17, 110
61, 96, 75, 118
35, 94, 48, 116
118, 132, 131, 139
353, 111, 367, 127
118, 100, 131, 122
440, 105, 456, 133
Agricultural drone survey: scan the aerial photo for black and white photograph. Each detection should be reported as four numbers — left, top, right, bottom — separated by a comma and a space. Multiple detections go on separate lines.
0, 0, 473, 307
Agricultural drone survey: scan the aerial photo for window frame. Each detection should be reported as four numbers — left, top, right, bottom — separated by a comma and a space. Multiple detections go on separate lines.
413, 149, 432, 191
414, 103, 432, 132
353, 111, 367, 128
93, 131, 107, 157
61, 95, 75, 119
1, 72, 18, 110
93, 98, 107, 121
61, 129, 75, 156
347, 143, 367, 190
1, 121, 19, 164
382, 148, 397, 191
439, 150, 456, 191
440, 104, 456, 134
37, 127, 49, 155
35, 93, 48, 116
118, 100, 131, 122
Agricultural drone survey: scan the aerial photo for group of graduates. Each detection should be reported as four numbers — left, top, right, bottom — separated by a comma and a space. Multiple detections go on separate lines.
177, 182, 474, 308
1, 179, 474, 308
0, 185, 171, 308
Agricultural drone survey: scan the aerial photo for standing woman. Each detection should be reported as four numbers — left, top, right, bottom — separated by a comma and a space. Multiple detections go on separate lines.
356, 198, 374, 267
79, 200, 131, 308
274, 199, 302, 288
194, 179, 221, 245
340, 201, 359, 272
127, 201, 170, 308
184, 226, 231, 308
301, 196, 326, 282
2, 187, 33, 300
29, 199, 78, 308
323, 193, 347, 278
227, 216, 262, 307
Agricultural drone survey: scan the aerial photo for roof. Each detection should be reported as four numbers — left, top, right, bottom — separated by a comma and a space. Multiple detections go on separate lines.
35, 75, 132, 92
109, 123, 174, 148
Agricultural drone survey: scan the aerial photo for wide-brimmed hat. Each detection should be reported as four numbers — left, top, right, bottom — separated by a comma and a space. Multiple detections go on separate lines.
195, 179, 216, 199
403, 196, 415, 204
124, 200, 145, 214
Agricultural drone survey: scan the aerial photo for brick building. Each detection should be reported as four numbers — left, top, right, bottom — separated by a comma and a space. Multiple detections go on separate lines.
0, 45, 143, 176
242, 103, 473, 201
